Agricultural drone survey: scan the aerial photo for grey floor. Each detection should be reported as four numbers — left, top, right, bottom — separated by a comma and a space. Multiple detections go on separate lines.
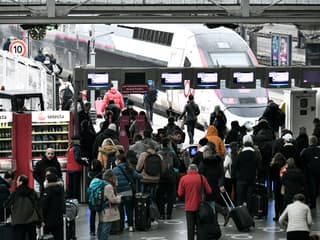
74, 200, 320, 240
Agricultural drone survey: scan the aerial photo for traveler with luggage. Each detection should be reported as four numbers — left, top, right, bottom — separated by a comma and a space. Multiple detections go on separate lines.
113, 154, 142, 232
96, 170, 122, 240
177, 164, 212, 240
4, 175, 42, 240
279, 193, 312, 240
157, 137, 180, 220
136, 145, 165, 199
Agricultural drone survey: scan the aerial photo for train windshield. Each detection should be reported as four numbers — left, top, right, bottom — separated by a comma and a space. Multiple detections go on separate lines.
210, 53, 252, 67
219, 88, 268, 118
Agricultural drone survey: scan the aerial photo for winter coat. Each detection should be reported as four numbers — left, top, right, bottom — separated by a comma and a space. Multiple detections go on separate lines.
177, 170, 212, 211
205, 125, 226, 157
92, 128, 118, 158
113, 163, 142, 195
199, 154, 224, 201
233, 146, 257, 183
40, 181, 65, 228
0, 177, 10, 221
282, 168, 305, 203
99, 184, 122, 223
179, 100, 200, 123
5, 185, 41, 225
97, 144, 117, 169
101, 87, 124, 111
67, 143, 88, 172
105, 103, 121, 123
33, 156, 62, 190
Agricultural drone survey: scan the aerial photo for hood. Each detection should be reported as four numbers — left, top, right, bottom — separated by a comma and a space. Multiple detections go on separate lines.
109, 88, 118, 94
206, 125, 218, 137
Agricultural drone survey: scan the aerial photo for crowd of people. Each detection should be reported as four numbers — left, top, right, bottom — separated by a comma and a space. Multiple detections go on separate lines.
2, 82, 320, 240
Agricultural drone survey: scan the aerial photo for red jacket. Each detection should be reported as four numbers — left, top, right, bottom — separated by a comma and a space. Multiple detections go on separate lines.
101, 88, 124, 111
177, 170, 212, 211
66, 144, 82, 172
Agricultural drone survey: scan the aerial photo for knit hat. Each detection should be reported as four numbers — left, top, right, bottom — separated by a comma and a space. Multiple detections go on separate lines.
108, 123, 117, 132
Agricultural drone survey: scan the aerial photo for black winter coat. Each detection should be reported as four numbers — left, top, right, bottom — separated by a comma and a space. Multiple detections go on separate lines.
4, 185, 40, 225
0, 177, 10, 221
33, 156, 62, 192
199, 154, 224, 201
40, 181, 66, 228
233, 147, 257, 183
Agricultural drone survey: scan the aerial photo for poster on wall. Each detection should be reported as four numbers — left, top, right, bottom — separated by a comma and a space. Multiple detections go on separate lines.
271, 34, 292, 66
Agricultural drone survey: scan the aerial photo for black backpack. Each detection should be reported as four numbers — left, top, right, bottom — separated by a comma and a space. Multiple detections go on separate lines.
62, 85, 73, 110
158, 150, 176, 182
144, 153, 162, 176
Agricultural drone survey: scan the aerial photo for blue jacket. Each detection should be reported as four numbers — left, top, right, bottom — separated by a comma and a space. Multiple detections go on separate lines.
113, 163, 142, 194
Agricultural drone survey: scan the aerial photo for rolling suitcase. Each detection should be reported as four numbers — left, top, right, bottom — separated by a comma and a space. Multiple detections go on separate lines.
65, 199, 79, 240
254, 183, 268, 218
0, 208, 13, 240
94, 97, 104, 118
221, 192, 254, 232
134, 192, 151, 231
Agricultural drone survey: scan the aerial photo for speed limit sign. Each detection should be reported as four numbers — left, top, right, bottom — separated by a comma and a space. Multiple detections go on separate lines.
9, 39, 27, 57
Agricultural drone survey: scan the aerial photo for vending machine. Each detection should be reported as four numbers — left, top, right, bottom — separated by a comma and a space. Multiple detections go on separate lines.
30, 111, 71, 190
0, 112, 16, 176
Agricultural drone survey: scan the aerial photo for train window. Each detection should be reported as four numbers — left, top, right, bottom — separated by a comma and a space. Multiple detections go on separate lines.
210, 53, 251, 67
239, 98, 256, 104
217, 42, 230, 49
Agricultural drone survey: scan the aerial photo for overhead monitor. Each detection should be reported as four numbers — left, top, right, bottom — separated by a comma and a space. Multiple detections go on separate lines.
302, 69, 320, 87
196, 72, 219, 88
267, 71, 290, 88
160, 72, 183, 88
233, 71, 254, 83
87, 72, 109, 88
124, 72, 146, 84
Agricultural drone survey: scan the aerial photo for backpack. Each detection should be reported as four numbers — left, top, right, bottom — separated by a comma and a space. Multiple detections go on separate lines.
62, 85, 73, 109
158, 150, 176, 182
87, 178, 109, 212
144, 153, 162, 176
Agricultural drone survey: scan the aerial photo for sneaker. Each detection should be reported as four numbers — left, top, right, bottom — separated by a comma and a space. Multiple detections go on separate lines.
90, 231, 96, 236
159, 215, 165, 220
129, 226, 134, 232
166, 215, 172, 220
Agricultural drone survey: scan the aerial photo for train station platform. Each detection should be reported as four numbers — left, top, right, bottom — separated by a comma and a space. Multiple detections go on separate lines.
75, 199, 320, 240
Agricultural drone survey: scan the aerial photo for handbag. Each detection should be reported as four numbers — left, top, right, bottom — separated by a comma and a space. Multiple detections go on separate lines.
197, 175, 213, 223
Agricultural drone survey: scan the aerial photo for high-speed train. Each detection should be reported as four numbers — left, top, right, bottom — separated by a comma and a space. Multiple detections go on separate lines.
106, 24, 269, 128
0, 24, 269, 128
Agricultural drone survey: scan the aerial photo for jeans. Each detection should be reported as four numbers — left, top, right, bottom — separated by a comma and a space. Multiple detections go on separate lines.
90, 210, 97, 233
119, 195, 134, 228
145, 102, 154, 122
97, 221, 112, 240
186, 120, 196, 144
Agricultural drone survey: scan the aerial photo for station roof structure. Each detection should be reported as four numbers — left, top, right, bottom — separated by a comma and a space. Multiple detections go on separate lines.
0, 0, 320, 26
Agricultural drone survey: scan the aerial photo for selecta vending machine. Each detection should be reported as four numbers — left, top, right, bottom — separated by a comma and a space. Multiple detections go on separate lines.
0, 112, 16, 177
30, 111, 71, 191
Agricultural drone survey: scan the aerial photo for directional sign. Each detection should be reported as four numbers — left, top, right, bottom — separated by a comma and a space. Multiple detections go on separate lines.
9, 39, 27, 57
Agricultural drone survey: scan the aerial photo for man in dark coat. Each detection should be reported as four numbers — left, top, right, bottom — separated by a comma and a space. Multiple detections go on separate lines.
40, 172, 66, 240
33, 148, 62, 194
179, 95, 200, 144
0, 171, 14, 221
261, 101, 285, 134
210, 105, 227, 140
105, 98, 121, 127
144, 87, 158, 123
233, 135, 258, 216
300, 135, 320, 209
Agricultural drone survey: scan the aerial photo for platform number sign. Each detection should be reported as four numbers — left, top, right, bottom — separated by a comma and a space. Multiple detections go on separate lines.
9, 39, 27, 57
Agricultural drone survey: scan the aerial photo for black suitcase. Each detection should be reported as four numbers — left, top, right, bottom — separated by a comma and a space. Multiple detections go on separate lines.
134, 193, 151, 231
254, 183, 268, 218
221, 192, 254, 232
0, 208, 13, 240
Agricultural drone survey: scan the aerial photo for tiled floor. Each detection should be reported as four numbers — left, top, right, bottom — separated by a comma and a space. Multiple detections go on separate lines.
74, 200, 320, 240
